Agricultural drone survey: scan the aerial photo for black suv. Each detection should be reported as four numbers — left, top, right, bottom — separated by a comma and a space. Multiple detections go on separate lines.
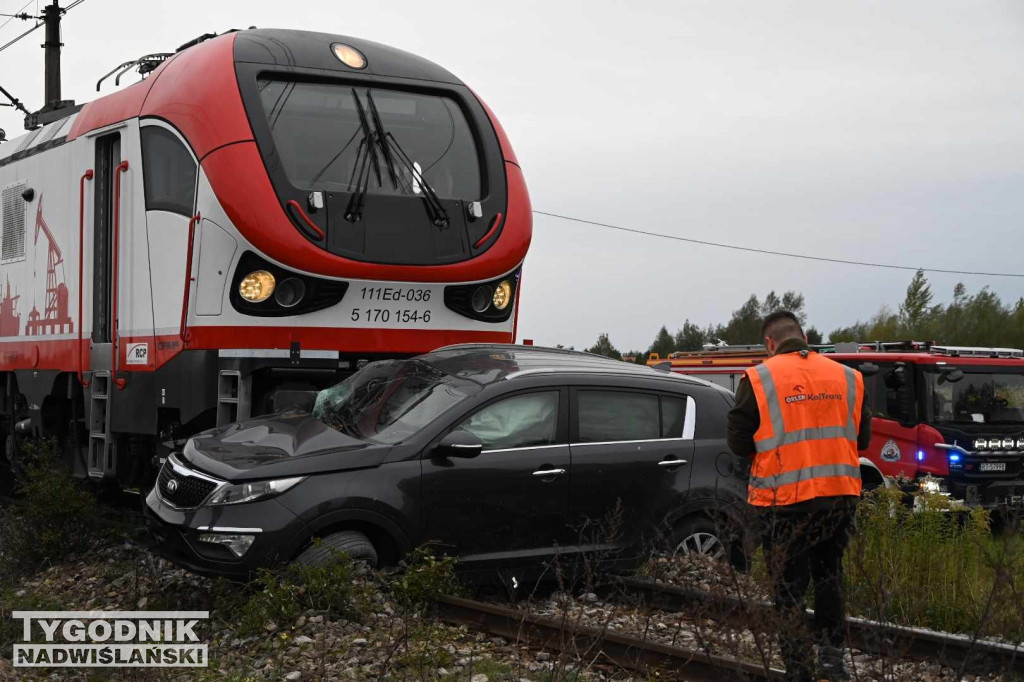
144, 344, 752, 578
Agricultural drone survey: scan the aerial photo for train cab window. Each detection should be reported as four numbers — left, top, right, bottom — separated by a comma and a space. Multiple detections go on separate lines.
256, 80, 482, 200
141, 126, 197, 216
577, 391, 660, 443
455, 392, 559, 451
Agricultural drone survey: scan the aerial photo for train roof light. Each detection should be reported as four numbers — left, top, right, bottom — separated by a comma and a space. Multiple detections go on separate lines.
332, 43, 367, 69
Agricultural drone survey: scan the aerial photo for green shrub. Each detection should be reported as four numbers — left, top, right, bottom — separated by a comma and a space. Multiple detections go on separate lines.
846, 486, 1024, 640
236, 551, 372, 636
1, 440, 100, 575
390, 546, 460, 612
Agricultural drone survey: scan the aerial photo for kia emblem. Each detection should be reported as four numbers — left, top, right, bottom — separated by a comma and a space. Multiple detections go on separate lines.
166, 479, 179, 494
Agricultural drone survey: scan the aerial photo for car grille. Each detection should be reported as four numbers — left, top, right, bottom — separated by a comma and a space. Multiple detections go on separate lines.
157, 457, 219, 509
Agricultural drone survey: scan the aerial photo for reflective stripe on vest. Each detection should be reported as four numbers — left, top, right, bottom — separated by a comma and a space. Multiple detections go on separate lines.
749, 462, 861, 491
751, 361, 859, 453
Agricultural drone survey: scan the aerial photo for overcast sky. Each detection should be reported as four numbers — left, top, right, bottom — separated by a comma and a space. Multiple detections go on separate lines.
2, 0, 1023, 351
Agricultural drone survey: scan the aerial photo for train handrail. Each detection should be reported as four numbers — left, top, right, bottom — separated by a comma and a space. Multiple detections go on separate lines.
285, 200, 325, 240
180, 213, 201, 345
111, 160, 129, 390
77, 169, 94, 388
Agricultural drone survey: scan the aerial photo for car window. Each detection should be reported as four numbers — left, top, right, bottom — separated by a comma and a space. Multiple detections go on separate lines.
660, 396, 687, 438
578, 390, 659, 442
456, 391, 559, 450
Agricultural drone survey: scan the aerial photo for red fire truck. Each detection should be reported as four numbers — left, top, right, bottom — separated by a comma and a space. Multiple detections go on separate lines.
0, 29, 531, 487
650, 342, 1024, 510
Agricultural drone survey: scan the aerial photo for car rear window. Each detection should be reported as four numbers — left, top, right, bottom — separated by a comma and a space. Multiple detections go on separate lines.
661, 396, 687, 438
577, 391, 660, 442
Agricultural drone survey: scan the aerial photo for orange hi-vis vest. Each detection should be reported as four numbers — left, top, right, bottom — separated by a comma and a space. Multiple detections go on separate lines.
745, 350, 864, 507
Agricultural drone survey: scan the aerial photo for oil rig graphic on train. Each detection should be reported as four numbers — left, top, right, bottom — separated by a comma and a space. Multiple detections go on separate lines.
25, 195, 73, 336
0, 195, 71, 338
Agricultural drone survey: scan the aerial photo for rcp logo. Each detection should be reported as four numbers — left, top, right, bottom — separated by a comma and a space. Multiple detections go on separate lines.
126, 342, 149, 366
11, 611, 208, 668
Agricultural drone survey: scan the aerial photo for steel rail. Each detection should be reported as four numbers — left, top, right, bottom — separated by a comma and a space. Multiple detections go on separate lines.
433, 594, 786, 681
603, 576, 1024, 676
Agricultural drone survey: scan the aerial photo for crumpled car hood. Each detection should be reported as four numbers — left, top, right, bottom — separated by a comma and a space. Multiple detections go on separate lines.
182, 411, 389, 481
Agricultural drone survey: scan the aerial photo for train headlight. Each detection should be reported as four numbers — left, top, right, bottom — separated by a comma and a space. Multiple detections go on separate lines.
471, 285, 493, 313
274, 278, 306, 308
239, 271, 276, 303
331, 43, 367, 69
492, 280, 512, 310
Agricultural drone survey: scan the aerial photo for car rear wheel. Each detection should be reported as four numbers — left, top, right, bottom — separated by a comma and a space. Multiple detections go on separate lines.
292, 530, 378, 568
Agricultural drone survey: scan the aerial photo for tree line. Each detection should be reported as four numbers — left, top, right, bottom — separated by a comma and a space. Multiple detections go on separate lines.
584, 270, 1024, 363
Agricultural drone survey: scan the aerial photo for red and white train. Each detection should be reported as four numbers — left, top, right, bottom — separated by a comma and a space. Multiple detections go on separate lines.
0, 29, 531, 485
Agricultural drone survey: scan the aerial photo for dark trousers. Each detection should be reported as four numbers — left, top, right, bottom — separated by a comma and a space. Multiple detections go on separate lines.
760, 505, 855, 679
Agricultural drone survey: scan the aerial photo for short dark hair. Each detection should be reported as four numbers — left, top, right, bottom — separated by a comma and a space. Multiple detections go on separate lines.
761, 310, 804, 342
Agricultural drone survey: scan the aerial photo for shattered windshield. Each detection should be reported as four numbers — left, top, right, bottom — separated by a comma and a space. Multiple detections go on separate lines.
926, 369, 1024, 425
312, 359, 482, 444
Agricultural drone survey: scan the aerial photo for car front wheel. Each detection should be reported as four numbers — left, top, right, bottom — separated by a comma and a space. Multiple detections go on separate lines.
292, 530, 378, 568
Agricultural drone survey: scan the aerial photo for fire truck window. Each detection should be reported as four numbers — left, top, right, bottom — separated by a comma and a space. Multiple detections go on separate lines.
257, 80, 481, 200
577, 391, 660, 443
141, 127, 197, 217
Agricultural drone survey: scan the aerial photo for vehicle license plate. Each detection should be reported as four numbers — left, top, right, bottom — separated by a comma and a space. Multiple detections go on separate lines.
979, 462, 1007, 472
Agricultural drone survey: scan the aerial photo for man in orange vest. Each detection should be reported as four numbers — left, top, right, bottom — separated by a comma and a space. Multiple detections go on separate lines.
727, 311, 872, 682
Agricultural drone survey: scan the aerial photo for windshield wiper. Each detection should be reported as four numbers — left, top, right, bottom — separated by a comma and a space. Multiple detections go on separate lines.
345, 89, 384, 223
365, 90, 449, 229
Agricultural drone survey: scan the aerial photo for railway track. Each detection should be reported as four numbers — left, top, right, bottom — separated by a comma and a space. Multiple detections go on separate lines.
604, 576, 1024, 677
433, 593, 786, 681
433, 576, 1023, 681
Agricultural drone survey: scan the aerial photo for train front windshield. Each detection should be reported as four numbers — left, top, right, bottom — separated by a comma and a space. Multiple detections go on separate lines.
926, 368, 1024, 425
257, 80, 482, 199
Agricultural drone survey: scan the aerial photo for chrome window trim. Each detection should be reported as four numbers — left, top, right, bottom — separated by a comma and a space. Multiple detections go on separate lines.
683, 395, 696, 440
196, 526, 263, 534
570, 437, 689, 447
482, 443, 569, 455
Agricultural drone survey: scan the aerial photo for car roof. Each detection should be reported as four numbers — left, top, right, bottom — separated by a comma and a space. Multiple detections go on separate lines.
424, 344, 727, 392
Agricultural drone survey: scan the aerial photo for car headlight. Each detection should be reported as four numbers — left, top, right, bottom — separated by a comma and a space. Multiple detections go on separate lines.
239, 270, 276, 302
206, 477, 304, 506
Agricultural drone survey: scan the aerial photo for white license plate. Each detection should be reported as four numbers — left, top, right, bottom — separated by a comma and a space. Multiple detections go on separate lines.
979, 462, 1007, 472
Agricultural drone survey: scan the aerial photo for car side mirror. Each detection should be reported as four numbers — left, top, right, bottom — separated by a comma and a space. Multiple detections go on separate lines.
858, 362, 880, 377
434, 430, 483, 459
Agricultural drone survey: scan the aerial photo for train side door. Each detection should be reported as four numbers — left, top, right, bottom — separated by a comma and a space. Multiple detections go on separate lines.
92, 133, 120, 346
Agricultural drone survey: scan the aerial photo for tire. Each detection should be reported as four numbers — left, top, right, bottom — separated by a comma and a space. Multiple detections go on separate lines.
292, 530, 378, 569
668, 515, 751, 570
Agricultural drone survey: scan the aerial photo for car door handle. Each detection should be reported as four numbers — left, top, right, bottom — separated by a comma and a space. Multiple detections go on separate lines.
532, 468, 566, 477
658, 459, 688, 467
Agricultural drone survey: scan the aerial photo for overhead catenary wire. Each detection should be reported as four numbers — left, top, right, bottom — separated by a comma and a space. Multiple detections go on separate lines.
0, 16, 40, 54
534, 210, 1024, 279
0, 0, 85, 54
